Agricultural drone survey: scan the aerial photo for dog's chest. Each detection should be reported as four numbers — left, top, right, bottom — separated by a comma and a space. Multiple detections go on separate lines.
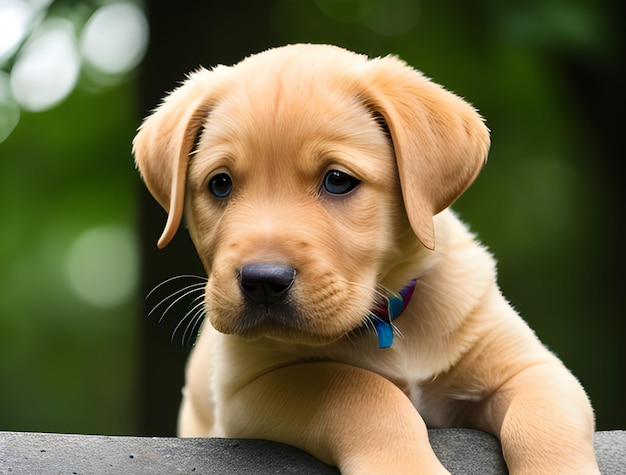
315, 338, 460, 422
321, 341, 431, 396
366, 366, 452, 427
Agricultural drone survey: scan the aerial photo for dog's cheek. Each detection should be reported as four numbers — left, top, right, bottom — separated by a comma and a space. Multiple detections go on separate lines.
324, 191, 396, 276
185, 196, 225, 272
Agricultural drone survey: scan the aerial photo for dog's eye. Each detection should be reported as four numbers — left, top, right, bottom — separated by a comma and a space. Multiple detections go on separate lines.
323, 170, 360, 195
208, 173, 233, 198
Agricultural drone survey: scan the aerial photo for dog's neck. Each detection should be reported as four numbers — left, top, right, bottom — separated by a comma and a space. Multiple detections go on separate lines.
369, 279, 417, 349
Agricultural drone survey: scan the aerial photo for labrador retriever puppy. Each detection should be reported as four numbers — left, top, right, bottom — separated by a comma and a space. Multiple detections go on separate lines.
133, 44, 599, 474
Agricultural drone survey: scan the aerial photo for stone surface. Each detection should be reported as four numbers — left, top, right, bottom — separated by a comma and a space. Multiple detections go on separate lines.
0, 429, 623, 474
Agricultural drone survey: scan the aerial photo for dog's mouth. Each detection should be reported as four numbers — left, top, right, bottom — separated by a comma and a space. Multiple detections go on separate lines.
206, 264, 302, 342
205, 260, 423, 347
205, 262, 378, 344
216, 302, 356, 346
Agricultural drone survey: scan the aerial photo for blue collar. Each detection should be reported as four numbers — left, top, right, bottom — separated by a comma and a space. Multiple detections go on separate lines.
369, 279, 417, 349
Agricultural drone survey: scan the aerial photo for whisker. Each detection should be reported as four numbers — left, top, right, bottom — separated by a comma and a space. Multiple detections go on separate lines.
362, 313, 378, 331
173, 297, 207, 345
152, 282, 206, 322
146, 274, 207, 299
182, 303, 207, 346
171, 301, 197, 341
391, 321, 405, 340
339, 278, 413, 345
146, 275, 208, 346
374, 283, 402, 301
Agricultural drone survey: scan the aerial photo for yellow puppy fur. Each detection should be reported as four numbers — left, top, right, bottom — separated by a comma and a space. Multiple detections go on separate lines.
133, 44, 599, 474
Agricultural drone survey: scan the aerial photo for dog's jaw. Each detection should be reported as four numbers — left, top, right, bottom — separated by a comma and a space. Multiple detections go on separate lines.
202, 263, 379, 345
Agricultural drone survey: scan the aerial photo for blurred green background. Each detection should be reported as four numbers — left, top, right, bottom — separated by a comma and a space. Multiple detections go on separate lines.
0, 0, 623, 436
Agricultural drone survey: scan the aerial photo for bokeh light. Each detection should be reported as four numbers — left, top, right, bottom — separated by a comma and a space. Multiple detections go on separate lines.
81, 2, 149, 76
65, 225, 139, 308
0, 0, 149, 138
10, 17, 80, 111
0, 0, 52, 65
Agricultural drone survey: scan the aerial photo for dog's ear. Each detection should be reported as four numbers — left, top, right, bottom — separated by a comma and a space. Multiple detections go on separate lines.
362, 56, 490, 250
133, 68, 217, 248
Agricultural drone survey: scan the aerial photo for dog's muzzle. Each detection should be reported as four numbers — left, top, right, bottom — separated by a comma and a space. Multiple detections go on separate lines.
237, 263, 296, 308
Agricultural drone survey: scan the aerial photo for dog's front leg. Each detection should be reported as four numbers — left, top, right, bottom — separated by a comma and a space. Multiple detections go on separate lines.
222, 361, 450, 475
476, 362, 600, 475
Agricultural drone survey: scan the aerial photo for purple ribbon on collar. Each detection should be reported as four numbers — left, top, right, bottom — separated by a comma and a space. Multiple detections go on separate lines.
369, 279, 416, 349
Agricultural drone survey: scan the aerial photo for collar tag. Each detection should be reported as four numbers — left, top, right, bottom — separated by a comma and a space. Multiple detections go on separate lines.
370, 279, 416, 349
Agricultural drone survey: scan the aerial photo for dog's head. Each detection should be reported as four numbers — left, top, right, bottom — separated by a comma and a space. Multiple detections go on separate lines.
133, 44, 489, 344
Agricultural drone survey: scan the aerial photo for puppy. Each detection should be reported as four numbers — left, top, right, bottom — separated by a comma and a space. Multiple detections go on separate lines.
133, 44, 599, 474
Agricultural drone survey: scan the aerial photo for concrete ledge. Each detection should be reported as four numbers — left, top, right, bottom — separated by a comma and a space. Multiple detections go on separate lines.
0, 429, 624, 474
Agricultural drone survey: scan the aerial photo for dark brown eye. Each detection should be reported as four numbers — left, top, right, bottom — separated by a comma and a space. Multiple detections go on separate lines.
323, 170, 360, 195
208, 173, 232, 198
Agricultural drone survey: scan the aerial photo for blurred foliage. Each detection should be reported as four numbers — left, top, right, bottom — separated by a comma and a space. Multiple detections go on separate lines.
0, 0, 623, 436
0, 0, 146, 434
0, 83, 140, 434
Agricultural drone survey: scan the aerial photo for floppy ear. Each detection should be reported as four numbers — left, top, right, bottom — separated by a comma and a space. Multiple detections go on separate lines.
362, 56, 490, 250
132, 68, 217, 248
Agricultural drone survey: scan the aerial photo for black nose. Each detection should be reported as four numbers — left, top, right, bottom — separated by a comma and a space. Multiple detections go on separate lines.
238, 263, 296, 306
